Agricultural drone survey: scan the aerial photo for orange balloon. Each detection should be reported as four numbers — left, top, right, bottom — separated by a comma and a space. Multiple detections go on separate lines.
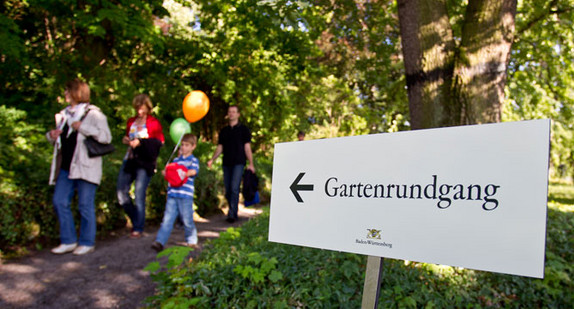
182, 90, 210, 123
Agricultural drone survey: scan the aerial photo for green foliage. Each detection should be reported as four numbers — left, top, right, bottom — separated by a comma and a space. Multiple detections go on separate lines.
505, 0, 574, 177
0, 105, 55, 253
145, 246, 199, 309
146, 182, 573, 308
233, 252, 281, 284
192, 142, 225, 216
2, 0, 574, 259
144, 212, 365, 308
307, 0, 409, 133
147, 246, 195, 272
0, 0, 176, 254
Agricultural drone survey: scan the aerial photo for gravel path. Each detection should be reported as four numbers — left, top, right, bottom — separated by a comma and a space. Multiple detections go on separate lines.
0, 205, 263, 309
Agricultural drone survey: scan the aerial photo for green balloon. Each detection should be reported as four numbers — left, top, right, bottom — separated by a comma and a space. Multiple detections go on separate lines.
169, 118, 191, 144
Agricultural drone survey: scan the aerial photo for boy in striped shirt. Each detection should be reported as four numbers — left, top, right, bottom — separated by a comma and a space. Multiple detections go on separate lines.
152, 133, 199, 252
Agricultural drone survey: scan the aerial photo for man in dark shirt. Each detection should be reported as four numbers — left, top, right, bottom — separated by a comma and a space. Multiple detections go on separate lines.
207, 105, 255, 223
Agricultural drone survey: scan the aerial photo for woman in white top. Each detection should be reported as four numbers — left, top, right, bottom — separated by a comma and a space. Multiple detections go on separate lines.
46, 79, 112, 255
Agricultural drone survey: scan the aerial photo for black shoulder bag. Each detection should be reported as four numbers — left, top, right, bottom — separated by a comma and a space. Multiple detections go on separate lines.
81, 109, 115, 157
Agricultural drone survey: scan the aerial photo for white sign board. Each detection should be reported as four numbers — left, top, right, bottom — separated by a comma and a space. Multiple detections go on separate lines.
269, 120, 550, 278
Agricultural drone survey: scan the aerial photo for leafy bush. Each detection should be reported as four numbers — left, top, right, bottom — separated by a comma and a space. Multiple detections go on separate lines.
145, 209, 365, 308
0, 106, 56, 254
191, 142, 225, 217
146, 182, 573, 308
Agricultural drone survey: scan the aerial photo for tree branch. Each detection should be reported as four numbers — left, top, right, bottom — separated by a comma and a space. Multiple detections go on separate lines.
517, 0, 573, 34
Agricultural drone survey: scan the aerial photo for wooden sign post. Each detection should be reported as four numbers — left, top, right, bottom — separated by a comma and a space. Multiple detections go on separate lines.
361, 256, 384, 309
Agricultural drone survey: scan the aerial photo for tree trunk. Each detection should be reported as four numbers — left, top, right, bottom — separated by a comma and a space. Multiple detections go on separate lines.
397, 0, 517, 129
397, 0, 455, 129
454, 0, 517, 125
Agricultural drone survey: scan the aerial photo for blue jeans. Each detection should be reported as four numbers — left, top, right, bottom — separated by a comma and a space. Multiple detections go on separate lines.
155, 197, 197, 245
223, 164, 244, 220
52, 170, 98, 246
117, 161, 152, 232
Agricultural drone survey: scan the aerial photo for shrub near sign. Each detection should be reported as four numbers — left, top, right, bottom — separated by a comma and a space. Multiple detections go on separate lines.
269, 120, 550, 278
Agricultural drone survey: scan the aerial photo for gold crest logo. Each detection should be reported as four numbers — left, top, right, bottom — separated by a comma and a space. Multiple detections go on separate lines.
366, 229, 381, 239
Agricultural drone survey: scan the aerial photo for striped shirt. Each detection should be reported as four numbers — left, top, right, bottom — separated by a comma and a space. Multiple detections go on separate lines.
167, 154, 199, 199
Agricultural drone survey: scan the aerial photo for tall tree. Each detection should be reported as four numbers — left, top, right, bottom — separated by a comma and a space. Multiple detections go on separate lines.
0, 0, 168, 120
308, 0, 408, 133
397, 0, 517, 129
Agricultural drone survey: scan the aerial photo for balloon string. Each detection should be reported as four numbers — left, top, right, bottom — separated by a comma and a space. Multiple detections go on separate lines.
165, 133, 184, 168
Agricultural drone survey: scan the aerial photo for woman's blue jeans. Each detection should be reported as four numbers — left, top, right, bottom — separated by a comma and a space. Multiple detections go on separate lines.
52, 170, 98, 246
155, 197, 198, 245
223, 164, 244, 220
117, 161, 152, 232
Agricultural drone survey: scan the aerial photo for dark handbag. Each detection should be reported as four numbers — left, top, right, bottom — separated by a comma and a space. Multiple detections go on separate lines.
242, 169, 259, 202
79, 107, 115, 157
84, 136, 115, 157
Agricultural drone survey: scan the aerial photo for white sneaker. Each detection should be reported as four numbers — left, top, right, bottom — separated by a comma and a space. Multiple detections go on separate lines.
175, 241, 199, 249
51, 243, 78, 254
73, 246, 95, 255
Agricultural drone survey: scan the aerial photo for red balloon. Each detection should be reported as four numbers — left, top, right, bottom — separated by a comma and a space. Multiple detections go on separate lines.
182, 90, 210, 123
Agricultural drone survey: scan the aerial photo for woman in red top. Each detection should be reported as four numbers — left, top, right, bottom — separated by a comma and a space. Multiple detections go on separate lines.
116, 94, 165, 238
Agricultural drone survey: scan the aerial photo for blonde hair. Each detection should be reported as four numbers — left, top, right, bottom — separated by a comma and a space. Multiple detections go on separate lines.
132, 94, 153, 112
181, 133, 197, 145
65, 79, 90, 103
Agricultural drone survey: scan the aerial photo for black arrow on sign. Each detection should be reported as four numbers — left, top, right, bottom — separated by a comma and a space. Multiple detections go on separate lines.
290, 172, 314, 203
